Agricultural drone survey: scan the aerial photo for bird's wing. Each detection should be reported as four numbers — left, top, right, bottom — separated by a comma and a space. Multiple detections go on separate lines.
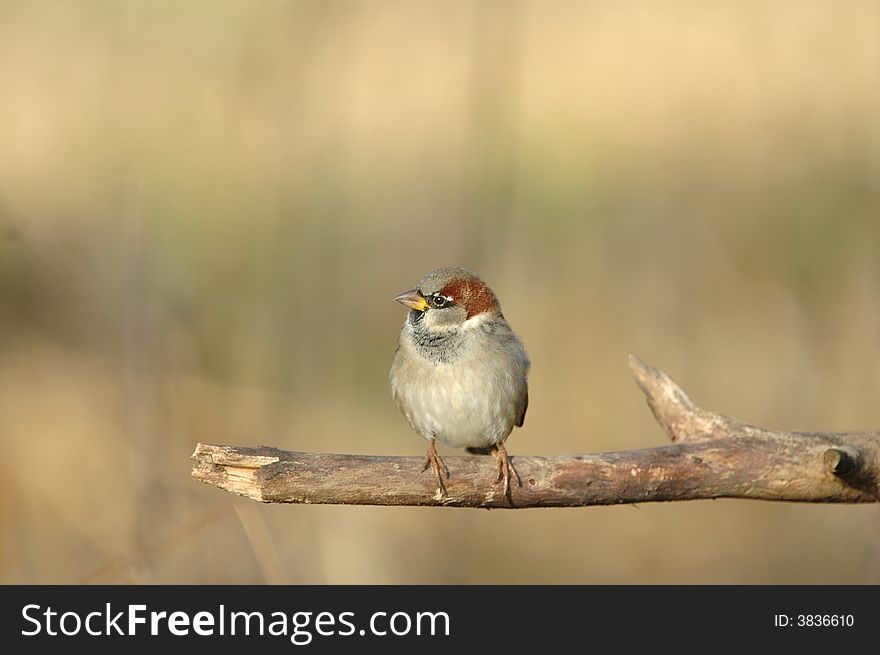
516, 385, 528, 427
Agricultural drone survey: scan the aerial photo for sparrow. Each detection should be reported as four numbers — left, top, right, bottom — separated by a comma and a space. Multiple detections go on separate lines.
389, 267, 530, 499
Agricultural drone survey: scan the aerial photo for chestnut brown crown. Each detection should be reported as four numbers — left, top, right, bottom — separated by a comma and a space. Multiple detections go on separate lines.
403, 267, 501, 320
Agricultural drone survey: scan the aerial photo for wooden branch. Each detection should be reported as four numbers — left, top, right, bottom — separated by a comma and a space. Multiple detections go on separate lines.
190, 355, 880, 508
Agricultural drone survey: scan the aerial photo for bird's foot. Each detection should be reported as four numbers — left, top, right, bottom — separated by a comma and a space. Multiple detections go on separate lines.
491, 443, 521, 499
422, 438, 450, 497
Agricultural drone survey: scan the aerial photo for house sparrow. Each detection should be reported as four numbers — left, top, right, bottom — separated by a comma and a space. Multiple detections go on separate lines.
390, 267, 530, 499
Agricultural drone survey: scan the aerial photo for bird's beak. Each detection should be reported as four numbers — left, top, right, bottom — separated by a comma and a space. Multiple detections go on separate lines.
394, 288, 429, 312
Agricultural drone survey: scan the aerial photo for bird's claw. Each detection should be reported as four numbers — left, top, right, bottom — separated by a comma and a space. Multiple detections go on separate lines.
423, 439, 450, 497
492, 443, 521, 499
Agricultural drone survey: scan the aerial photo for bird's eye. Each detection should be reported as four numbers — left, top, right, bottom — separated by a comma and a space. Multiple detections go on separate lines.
430, 294, 450, 309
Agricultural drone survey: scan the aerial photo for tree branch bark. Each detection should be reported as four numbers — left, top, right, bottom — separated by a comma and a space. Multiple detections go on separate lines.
190, 355, 880, 508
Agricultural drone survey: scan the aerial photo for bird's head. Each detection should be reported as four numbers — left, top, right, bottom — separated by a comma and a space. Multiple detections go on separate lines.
394, 267, 501, 330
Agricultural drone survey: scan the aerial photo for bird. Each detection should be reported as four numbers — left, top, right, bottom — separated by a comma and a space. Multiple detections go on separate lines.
389, 267, 530, 499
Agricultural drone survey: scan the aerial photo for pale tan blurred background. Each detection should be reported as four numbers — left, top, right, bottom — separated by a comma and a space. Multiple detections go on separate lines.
1, 0, 879, 584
